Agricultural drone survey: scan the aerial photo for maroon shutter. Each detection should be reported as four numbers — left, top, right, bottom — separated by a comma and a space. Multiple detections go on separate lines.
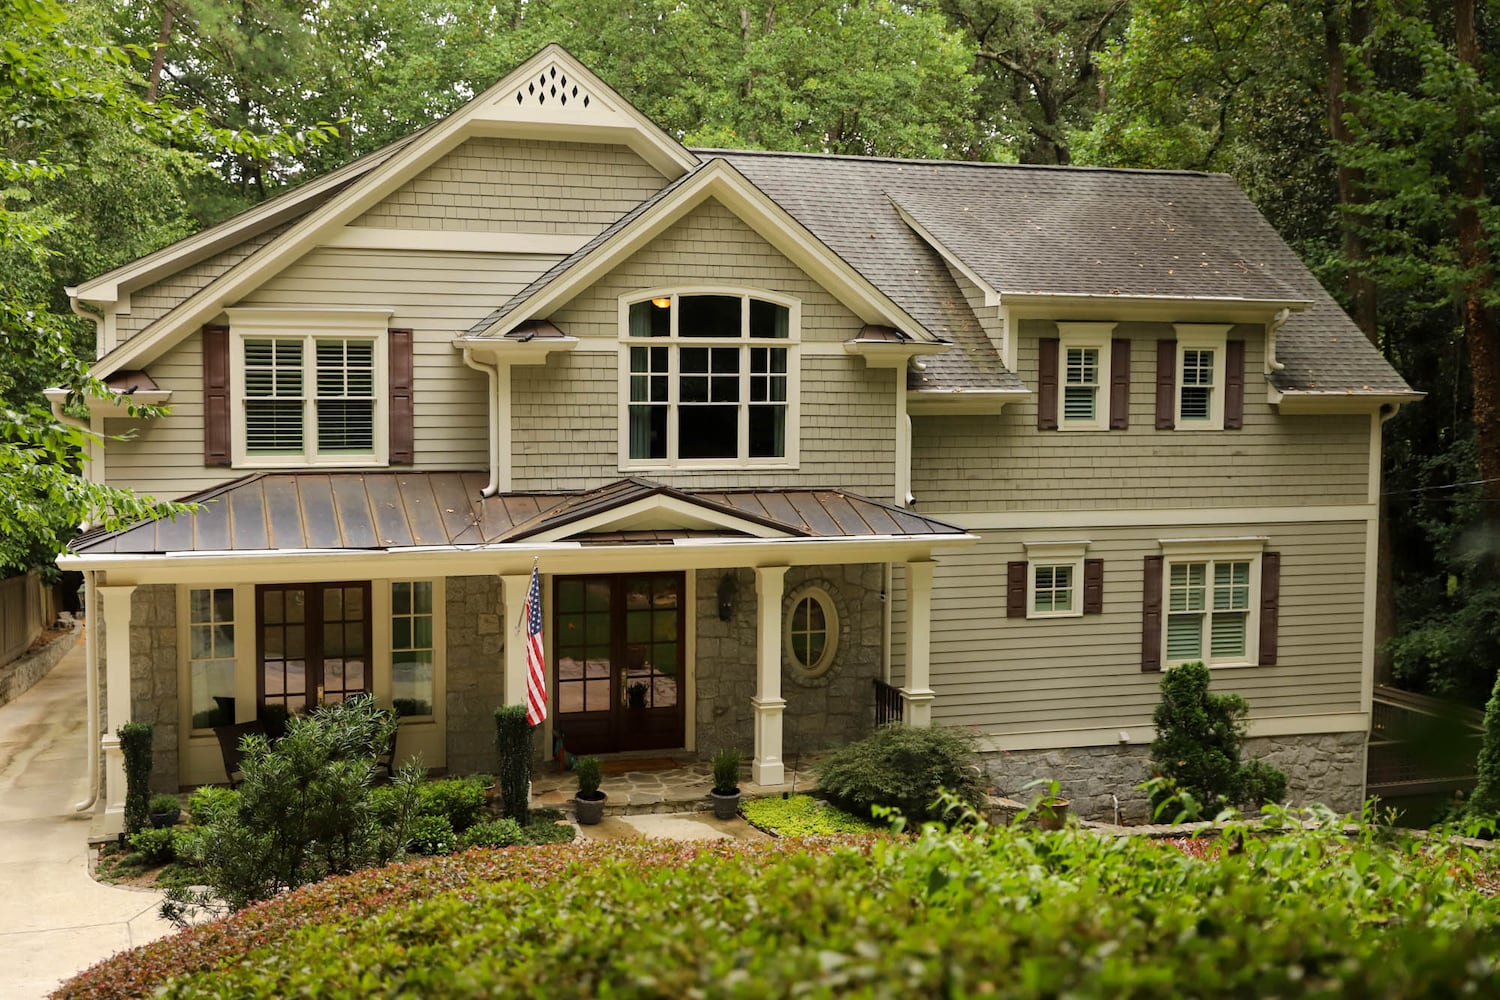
1259, 551, 1281, 665
1155, 339, 1177, 430
1083, 558, 1104, 614
1141, 555, 1164, 671
1006, 561, 1028, 618
1109, 338, 1130, 429
203, 324, 231, 466
1224, 338, 1246, 430
388, 328, 414, 465
1037, 338, 1059, 430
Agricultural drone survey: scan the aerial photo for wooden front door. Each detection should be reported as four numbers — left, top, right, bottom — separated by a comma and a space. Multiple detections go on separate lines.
553, 573, 685, 754
257, 582, 372, 715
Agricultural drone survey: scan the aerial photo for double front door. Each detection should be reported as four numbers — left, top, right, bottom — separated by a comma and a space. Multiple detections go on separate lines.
257, 582, 372, 715
553, 572, 685, 754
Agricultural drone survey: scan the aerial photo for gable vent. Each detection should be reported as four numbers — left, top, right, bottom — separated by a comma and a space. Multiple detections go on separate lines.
515, 65, 590, 109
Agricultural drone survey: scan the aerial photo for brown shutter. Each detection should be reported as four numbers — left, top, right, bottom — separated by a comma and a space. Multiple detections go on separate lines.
1109, 338, 1130, 429
1037, 337, 1059, 430
1259, 551, 1280, 665
1155, 339, 1177, 430
1141, 555, 1164, 671
388, 328, 414, 465
1083, 558, 1104, 614
1006, 561, 1028, 618
1224, 339, 1246, 430
203, 324, 231, 466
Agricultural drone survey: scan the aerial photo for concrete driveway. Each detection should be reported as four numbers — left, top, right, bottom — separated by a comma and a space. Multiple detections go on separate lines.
0, 633, 175, 999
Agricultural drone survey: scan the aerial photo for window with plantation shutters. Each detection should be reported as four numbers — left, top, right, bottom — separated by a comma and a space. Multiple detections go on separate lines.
315, 340, 375, 453
1048, 323, 1116, 431
1156, 539, 1271, 668
244, 339, 305, 454
1170, 324, 1232, 430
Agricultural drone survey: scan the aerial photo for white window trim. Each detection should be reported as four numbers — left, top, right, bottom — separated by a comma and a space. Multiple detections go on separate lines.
1159, 537, 1266, 668
373, 577, 447, 740
1055, 322, 1115, 431
783, 583, 839, 677
226, 307, 394, 468
616, 287, 802, 472
1024, 540, 1089, 619
1173, 323, 1230, 431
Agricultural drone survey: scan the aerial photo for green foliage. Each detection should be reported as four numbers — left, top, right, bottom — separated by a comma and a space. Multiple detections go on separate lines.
159, 698, 419, 922
457, 819, 525, 850
186, 786, 238, 827
72, 812, 1500, 999
149, 793, 180, 815
415, 777, 487, 833
710, 747, 741, 794
573, 756, 602, 798
1150, 662, 1288, 818
128, 827, 178, 865
405, 814, 456, 856
741, 794, 874, 836
817, 723, 986, 825
493, 705, 532, 824
117, 721, 153, 836
1469, 670, 1500, 816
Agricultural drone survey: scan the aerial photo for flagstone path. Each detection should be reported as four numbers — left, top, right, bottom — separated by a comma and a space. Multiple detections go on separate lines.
530, 756, 823, 815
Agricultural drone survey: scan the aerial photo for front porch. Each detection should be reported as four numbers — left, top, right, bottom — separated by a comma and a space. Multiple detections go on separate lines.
529, 753, 825, 816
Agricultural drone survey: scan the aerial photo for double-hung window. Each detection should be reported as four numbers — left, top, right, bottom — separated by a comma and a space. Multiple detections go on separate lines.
622, 292, 798, 467
1054, 323, 1114, 431
227, 308, 391, 466
1160, 540, 1263, 667
1022, 541, 1089, 619
1173, 325, 1228, 430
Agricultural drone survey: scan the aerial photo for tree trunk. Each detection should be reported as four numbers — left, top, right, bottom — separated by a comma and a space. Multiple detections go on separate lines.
1323, 0, 1377, 342
1456, 0, 1500, 541
146, 3, 175, 103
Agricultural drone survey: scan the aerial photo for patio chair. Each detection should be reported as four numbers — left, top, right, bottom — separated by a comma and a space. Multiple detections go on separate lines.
373, 723, 399, 782
212, 719, 268, 788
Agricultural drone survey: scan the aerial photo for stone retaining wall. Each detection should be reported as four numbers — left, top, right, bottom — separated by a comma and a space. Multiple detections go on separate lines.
0, 620, 78, 709
980, 730, 1368, 823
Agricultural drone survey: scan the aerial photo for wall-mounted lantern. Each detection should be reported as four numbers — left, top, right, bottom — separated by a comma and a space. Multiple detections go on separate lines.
718, 573, 738, 621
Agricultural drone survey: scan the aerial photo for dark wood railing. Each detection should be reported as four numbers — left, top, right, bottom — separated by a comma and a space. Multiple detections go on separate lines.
873, 678, 904, 726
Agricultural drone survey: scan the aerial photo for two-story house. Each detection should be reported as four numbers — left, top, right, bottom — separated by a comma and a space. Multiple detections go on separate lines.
59, 47, 1418, 821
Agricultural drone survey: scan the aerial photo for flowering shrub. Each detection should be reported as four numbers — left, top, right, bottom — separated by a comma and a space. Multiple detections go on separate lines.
57, 808, 1500, 1000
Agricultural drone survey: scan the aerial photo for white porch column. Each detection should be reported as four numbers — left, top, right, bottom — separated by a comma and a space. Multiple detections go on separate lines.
900, 560, 935, 727
97, 584, 136, 814
751, 565, 788, 786
499, 573, 531, 707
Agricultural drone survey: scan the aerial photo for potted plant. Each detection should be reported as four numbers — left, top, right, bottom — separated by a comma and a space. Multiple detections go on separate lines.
148, 793, 181, 828
1024, 778, 1071, 831
710, 747, 742, 820
626, 681, 648, 709
573, 756, 606, 825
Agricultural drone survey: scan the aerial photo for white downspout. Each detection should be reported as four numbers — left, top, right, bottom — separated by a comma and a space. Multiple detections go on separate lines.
460, 348, 503, 497
1265, 308, 1290, 373
74, 570, 99, 812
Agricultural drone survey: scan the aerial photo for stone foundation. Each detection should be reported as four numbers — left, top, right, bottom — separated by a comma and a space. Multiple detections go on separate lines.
694, 564, 884, 760
980, 730, 1368, 823
445, 575, 505, 774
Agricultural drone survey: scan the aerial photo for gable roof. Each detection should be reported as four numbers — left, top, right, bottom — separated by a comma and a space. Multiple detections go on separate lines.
86, 44, 699, 378
712, 150, 1411, 396
68, 473, 966, 556
458, 157, 938, 345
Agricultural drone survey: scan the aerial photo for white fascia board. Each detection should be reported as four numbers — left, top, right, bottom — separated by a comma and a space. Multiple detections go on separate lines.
471, 161, 934, 343
1003, 293, 1310, 322
976, 713, 1370, 752
87, 45, 696, 379
843, 340, 949, 368
44, 386, 172, 417
906, 389, 1030, 415
57, 531, 978, 584
452, 336, 579, 366
1272, 390, 1425, 414
520, 494, 792, 543
891, 203, 1001, 308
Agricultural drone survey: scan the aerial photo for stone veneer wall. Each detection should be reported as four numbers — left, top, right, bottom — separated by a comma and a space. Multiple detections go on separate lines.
124, 584, 180, 793
981, 730, 1368, 823
694, 563, 884, 760
445, 575, 505, 774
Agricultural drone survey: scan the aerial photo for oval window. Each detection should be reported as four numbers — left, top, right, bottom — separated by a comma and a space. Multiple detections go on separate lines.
784, 586, 839, 678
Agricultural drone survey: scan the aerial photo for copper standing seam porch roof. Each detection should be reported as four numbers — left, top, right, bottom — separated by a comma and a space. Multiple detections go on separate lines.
69, 473, 967, 556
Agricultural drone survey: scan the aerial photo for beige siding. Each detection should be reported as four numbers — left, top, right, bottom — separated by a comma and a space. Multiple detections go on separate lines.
103, 248, 559, 496
115, 224, 292, 343
511, 198, 898, 494
911, 320, 1371, 511
891, 518, 1368, 736
352, 137, 667, 234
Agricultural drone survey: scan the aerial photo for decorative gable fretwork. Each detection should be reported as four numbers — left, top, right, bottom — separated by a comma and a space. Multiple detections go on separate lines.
515, 65, 591, 109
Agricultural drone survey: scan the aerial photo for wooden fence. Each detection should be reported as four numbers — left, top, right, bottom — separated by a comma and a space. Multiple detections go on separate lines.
0, 571, 52, 668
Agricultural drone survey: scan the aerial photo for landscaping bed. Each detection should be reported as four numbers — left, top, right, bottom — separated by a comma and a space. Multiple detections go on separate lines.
741, 794, 877, 837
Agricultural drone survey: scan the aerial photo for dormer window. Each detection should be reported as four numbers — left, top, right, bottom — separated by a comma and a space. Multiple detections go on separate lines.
620, 291, 799, 468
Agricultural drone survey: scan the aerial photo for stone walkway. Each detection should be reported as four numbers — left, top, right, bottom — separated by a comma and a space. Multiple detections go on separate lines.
530, 756, 823, 815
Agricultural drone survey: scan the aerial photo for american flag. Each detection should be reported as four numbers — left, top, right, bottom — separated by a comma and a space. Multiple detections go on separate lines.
524, 565, 548, 726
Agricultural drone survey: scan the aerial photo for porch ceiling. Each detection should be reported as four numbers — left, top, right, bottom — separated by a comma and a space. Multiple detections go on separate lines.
69, 472, 966, 557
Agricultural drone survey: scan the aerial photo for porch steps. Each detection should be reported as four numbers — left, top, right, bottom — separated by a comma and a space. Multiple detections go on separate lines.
529, 756, 821, 818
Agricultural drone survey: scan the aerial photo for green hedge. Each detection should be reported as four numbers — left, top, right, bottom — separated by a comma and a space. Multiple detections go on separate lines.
59, 810, 1500, 999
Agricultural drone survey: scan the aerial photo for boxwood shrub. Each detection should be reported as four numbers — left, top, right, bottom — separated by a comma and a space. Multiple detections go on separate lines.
816, 722, 986, 825
60, 811, 1500, 999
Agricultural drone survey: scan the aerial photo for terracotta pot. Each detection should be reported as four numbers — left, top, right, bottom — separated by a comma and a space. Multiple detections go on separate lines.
574, 791, 607, 826
1034, 800, 1071, 831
